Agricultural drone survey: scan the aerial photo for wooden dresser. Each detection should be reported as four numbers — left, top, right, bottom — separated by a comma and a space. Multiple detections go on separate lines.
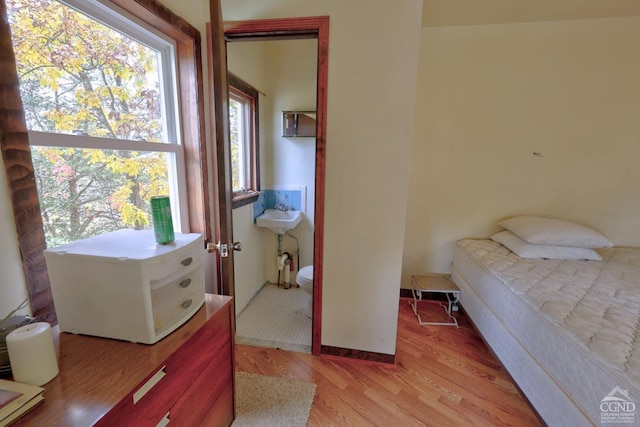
12, 294, 234, 427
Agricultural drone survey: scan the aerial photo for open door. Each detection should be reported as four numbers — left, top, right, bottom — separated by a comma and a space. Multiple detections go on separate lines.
207, 3, 328, 354
208, 0, 236, 296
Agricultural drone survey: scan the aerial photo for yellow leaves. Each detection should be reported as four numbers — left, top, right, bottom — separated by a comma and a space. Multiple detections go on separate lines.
45, 110, 88, 133
110, 185, 149, 228
75, 89, 101, 109
98, 87, 112, 98
45, 111, 73, 132
87, 95, 101, 109
121, 204, 150, 228
83, 149, 106, 164
38, 147, 64, 164
10, 0, 166, 142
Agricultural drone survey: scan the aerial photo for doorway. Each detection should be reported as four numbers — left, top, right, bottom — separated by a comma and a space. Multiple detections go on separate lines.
228, 38, 315, 353
222, 17, 329, 355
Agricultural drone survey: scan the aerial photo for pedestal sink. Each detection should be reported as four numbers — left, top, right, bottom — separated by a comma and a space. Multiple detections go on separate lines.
256, 209, 302, 234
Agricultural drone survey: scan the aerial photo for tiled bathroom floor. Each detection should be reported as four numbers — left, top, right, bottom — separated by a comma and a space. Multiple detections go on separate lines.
235, 284, 312, 353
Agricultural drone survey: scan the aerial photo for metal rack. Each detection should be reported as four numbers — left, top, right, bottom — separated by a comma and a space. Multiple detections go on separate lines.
409, 275, 460, 327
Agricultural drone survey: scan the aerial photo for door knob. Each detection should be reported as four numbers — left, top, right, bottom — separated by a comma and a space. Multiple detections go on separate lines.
206, 241, 242, 256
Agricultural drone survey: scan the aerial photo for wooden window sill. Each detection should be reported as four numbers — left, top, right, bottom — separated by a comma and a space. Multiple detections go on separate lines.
232, 191, 261, 209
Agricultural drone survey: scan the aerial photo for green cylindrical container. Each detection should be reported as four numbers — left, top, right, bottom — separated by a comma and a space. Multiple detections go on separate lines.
151, 196, 175, 244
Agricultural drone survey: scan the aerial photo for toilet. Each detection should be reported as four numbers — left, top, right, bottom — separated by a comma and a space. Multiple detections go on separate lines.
296, 265, 313, 318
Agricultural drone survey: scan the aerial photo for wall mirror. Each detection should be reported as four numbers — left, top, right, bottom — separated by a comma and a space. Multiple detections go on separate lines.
282, 111, 316, 137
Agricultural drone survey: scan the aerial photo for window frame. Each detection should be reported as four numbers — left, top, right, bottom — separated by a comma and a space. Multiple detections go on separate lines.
0, 0, 209, 322
228, 72, 260, 209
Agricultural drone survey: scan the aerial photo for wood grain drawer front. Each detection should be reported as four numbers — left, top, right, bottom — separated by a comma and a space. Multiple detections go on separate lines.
168, 341, 233, 426
151, 263, 205, 333
201, 382, 234, 427
97, 308, 232, 426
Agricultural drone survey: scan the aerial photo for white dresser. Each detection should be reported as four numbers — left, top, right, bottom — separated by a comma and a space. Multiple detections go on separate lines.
44, 229, 205, 344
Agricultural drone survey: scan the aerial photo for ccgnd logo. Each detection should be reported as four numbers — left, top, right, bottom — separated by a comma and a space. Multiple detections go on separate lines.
601, 386, 636, 424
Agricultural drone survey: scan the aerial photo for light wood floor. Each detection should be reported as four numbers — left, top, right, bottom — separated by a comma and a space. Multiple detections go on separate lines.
234, 298, 542, 426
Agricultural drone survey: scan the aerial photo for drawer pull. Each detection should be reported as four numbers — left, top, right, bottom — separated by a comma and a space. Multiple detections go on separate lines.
179, 278, 192, 288
133, 366, 166, 404
156, 412, 170, 427
181, 299, 193, 309
181, 257, 193, 266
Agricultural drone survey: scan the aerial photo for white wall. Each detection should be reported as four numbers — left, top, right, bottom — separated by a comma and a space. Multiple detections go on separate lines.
223, 0, 423, 355
0, 160, 31, 318
226, 40, 274, 313
232, 203, 267, 312
402, 17, 640, 287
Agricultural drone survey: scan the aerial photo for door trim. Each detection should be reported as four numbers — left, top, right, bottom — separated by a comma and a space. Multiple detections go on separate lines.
208, 1, 234, 297
224, 16, 329, 356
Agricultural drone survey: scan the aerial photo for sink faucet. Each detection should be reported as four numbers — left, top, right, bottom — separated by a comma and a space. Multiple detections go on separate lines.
275, 203, 289, 212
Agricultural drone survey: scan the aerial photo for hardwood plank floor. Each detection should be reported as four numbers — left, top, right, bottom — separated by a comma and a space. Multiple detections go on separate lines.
234, 298, 542, 426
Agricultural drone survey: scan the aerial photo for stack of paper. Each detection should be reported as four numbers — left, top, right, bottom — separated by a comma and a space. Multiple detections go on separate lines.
0, 379, 44, 426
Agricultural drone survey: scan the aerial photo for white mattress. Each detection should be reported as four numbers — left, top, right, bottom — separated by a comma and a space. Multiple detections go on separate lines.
452, 239, 640, 426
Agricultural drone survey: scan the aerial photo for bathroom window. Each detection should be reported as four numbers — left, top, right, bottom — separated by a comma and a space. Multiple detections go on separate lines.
229, 73, 260, 208
7, 0, 193, 247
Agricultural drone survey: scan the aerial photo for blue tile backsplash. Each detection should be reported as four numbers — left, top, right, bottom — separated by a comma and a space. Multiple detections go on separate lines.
253, 188, 303, 223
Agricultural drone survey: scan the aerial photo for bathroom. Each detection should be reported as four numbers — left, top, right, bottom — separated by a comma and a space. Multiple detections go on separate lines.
227, 37, 318, 352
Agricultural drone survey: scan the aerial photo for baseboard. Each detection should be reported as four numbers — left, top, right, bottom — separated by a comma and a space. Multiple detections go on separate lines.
399, 288, 413, 299
320, 345, 396, 366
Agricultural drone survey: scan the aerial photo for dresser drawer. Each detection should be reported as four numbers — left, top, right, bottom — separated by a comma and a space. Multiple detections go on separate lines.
96, 308, 232, 426
168, 341, 233, 426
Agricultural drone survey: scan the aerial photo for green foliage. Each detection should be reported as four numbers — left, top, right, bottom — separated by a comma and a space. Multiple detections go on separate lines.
8, 0, 173, 246
229, 98, 242, 191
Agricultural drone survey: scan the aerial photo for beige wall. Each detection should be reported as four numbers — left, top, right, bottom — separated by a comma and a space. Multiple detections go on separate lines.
0, 161, 30, 317
223, 0, 423, 355
402, 16, 640, 287
232, 203, 267, 312
227, 41, 269, 313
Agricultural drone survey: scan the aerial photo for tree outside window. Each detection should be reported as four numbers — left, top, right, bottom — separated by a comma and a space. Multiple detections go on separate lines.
7, 0, 186, 247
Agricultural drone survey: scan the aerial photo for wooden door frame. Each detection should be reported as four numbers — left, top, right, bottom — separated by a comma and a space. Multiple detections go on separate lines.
224, 16, 329, 356
208, 0, 234, 298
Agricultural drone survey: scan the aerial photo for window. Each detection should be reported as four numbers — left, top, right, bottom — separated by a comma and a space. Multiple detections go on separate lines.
2, 0, 208, 322
7, 0, 188, 247
228, 73, 260, 208
229, 90, 251, 193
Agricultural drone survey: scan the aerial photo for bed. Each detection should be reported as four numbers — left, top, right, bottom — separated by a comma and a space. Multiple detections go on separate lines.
451, 238, 640, 426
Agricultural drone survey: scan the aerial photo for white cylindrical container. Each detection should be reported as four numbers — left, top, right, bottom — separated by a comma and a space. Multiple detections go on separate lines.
6, 322, 59, 386
284, 260, 291, 285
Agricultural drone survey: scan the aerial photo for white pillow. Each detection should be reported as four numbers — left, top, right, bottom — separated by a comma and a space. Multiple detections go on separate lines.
498, 216, 612, 249
491, 231, 603, 261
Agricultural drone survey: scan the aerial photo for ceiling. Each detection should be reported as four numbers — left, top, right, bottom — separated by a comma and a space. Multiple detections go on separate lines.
422, 0, 640, 27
